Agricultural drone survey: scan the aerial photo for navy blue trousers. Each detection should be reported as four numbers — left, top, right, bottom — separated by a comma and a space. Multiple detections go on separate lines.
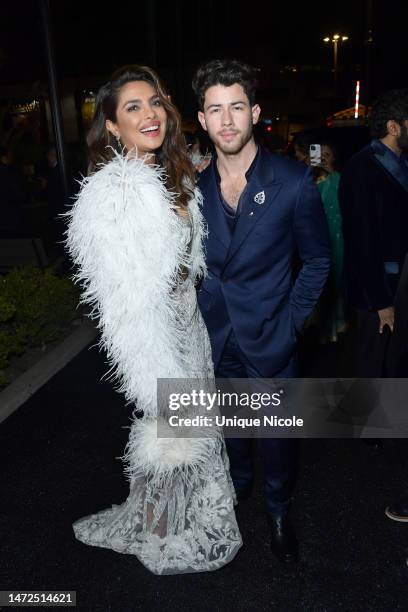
216, 330, 298, 517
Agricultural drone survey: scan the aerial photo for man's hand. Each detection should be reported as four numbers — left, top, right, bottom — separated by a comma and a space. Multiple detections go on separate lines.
196, 156, 211, 173
378, 306, 395, 333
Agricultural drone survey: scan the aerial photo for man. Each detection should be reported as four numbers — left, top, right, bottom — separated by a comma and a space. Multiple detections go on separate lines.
339, 90, 408, 521
192, 59, 330, 562
339, 91, 408, 378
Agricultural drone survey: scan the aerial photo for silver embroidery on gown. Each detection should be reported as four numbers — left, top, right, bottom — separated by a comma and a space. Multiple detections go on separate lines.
72, 204, 242, 575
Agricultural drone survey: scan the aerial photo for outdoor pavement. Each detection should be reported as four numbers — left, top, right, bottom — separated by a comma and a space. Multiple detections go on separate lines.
1, 332, 408, 611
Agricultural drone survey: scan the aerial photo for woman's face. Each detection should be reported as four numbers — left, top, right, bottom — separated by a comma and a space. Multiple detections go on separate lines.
106, 80, 167, 158
321, 144, 335, 172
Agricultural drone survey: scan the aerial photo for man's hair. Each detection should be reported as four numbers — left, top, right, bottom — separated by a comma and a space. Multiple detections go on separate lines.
370, 89, 408, 138
192, 59, 258, 110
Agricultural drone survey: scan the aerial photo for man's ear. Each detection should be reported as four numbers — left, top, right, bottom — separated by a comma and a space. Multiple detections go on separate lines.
106, 119, 119, 138
198, 111, 207, 132
386, 119, 400, 137
252, 104, 261, 125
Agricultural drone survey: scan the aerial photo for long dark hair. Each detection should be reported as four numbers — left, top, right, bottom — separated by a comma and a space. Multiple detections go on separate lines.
87, 65, 195, 208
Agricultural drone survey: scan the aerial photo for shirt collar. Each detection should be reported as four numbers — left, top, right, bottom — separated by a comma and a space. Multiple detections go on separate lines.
214, 146, 260, 185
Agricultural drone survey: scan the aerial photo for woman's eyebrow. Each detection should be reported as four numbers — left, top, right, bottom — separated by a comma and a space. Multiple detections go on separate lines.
122, 98, 142, 108
123, 95, 160, 109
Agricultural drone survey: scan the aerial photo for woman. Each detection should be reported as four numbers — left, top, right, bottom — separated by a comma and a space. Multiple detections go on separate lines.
315, 141, 346, 342
66, 65, 242, 575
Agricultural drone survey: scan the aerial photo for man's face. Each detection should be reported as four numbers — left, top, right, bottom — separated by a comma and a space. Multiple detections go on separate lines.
198, 83, 260, 155
397, 119, 408, 153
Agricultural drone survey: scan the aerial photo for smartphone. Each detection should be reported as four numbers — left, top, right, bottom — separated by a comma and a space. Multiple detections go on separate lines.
309, 144, 321, 167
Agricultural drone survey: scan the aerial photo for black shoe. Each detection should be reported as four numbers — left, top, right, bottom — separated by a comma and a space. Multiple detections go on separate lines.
267, 514, 298, 563
385, 497, 408, 522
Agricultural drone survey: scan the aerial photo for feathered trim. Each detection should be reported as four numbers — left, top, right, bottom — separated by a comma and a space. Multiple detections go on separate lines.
64, 152, 207, 418
122, 417, 221, 487
188, 186, 207, 282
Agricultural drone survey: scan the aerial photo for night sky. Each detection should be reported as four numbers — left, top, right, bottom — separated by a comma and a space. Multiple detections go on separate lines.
0, 0, 406, 116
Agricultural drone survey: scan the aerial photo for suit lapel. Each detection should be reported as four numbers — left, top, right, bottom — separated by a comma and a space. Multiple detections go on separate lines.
224, 148, 282, 265
371, 140, 408, 194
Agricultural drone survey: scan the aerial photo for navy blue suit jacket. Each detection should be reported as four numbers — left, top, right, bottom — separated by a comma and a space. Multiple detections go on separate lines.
197, 146, 330, 376
339, 142, 408, 311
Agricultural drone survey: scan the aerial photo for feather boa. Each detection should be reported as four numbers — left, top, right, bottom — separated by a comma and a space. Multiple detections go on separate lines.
65, 153, 207, 421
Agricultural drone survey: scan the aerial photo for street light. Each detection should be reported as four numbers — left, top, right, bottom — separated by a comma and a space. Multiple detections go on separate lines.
323, 34, 349, 96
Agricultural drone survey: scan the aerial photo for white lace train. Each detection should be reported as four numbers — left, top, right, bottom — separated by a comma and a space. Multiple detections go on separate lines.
73, 429, 241, 574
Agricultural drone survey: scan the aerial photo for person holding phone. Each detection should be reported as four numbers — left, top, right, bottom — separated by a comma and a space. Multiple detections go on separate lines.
315, 141, 346, 343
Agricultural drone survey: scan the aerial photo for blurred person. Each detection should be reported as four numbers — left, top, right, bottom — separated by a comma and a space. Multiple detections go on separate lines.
36, 145, 68, 254
192, 59, 330, 563
339, 89, 408, 379
292, 132, 314, 165
65, 65, 242, 575
293, 137, 347, 342
0, 144, 25, 237
185, 131, 203, 166
315, 141, 346, 343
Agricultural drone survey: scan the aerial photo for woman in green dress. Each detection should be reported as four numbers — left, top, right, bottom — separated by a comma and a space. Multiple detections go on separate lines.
315, 142, 347, 342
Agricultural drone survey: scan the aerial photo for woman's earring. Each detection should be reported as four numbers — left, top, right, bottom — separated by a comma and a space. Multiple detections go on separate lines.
116, 134, 121, 146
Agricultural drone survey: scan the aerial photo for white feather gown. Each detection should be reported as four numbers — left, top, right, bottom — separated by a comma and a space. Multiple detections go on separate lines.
65, 153, 242, 574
